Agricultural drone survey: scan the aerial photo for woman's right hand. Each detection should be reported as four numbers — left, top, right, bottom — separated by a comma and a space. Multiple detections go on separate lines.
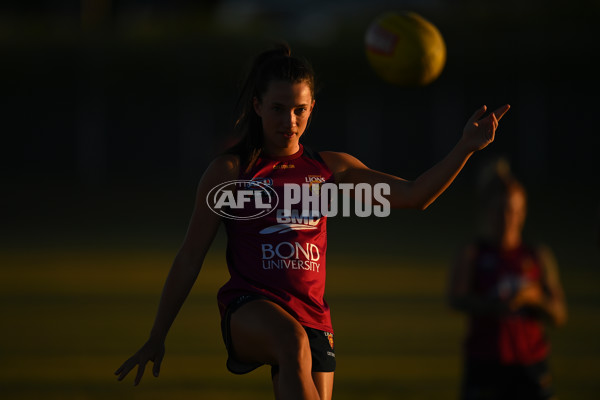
508, 283, 545, 312
461, 104, 510, 153
115, 339, 165, 386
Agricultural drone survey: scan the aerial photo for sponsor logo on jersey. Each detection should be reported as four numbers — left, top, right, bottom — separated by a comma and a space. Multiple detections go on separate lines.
496, 275, 528, 300
273, 162, 295, 170
248, 177, 273, 187
261, 241, 321, 272
259, 209, 321, 234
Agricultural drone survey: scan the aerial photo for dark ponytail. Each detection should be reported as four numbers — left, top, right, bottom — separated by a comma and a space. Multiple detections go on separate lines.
477, 157, 526, 210
226, 43, 316, 172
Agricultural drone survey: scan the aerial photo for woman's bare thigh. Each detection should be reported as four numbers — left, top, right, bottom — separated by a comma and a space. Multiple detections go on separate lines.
229, 299, 308, 366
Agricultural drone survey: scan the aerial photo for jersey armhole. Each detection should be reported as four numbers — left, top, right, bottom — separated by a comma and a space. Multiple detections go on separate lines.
302, 145, 325, 164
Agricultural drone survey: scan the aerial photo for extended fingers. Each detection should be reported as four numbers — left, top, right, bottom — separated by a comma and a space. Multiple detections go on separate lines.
115, 358, 145, 385
115, 355, 149, 385
488, 113, 497, 141
469, 104, 510, 125
134, 361, 147, 386
491, 104, 510, 122
115, 357, 136, 381
467, 105, 487, 125
491, 112, 498, 131
152, 351, 164, 377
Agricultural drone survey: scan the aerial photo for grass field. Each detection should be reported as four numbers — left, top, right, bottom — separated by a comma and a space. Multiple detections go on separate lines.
1, 183, 599, 399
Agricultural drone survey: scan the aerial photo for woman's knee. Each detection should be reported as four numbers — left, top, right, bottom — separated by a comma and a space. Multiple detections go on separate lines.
229, 300, 311, 367
275, 322, 312, 367
246, 301, 312, 367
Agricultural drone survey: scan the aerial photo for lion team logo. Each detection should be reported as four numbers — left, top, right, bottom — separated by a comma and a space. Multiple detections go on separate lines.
305, 175, 326, 195
326, 332, 334, 350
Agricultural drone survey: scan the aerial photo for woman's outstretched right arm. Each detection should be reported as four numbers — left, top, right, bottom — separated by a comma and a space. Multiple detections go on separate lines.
115, 154, 240, 385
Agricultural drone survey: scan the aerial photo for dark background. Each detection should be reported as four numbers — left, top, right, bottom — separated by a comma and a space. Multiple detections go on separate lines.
2, 0, 599, 247
1, 2, 599, 399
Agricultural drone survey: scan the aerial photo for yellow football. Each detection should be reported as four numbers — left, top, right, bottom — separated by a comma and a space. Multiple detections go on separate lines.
365, 11, 446, 86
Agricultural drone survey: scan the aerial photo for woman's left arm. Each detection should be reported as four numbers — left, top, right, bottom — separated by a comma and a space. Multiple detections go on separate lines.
322, 104, 510, 209
536, 245, 568, 327
508, 245, 568, 326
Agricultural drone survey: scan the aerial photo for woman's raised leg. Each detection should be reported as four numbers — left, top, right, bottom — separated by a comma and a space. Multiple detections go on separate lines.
229, 299, 320, 400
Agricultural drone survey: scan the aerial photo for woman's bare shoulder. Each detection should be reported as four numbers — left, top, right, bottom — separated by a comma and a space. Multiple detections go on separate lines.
319, 151, 366, 175
202, 153, 241, 182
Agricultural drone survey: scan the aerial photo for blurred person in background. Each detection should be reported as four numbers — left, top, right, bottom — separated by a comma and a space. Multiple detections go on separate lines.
448, 158, 567, 400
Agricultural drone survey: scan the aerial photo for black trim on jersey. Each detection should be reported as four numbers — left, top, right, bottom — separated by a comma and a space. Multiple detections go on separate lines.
302, 145, 325, 164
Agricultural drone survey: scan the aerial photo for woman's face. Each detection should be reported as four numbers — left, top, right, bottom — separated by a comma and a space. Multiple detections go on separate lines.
254, 80, 315, 156
504, 189, 527, 233
489, 188, 527, 237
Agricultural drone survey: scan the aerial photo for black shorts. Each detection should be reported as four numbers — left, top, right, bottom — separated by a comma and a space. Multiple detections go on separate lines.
461, 358, 555, 400
221, 294, 336, 375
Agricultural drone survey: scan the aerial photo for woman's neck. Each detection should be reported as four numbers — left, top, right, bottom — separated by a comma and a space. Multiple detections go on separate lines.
262, 143, 301, 158
501, 232, 521, 250
489, 231, 522, 250
481, 227, 522, 250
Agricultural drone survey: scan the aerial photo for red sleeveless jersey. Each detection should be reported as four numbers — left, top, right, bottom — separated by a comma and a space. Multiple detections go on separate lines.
465, 241, 549, 365
217, 145, 335, 332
